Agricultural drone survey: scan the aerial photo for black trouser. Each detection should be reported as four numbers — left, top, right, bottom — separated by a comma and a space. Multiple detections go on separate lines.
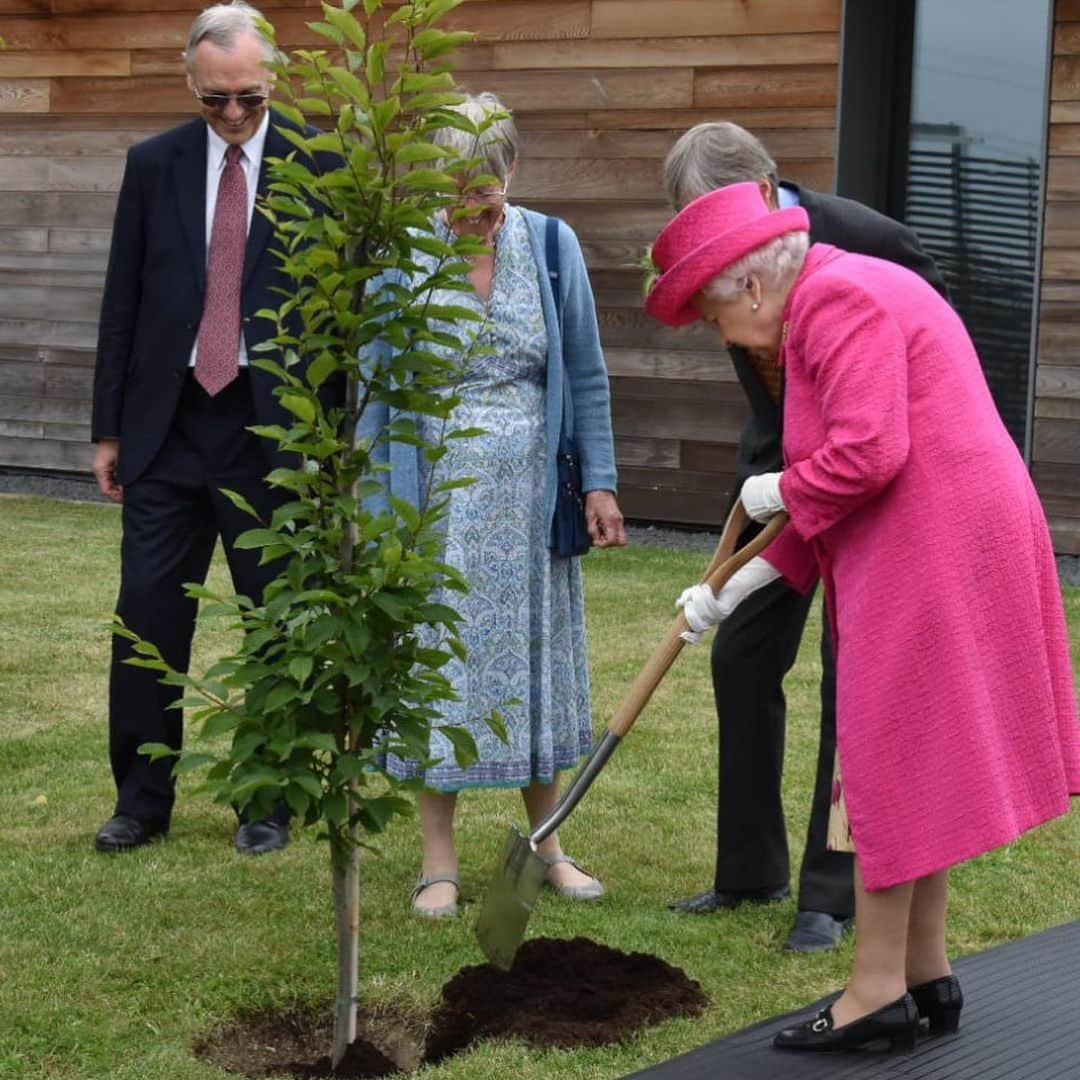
109, 373, 288, 826
709, 552, 854, 918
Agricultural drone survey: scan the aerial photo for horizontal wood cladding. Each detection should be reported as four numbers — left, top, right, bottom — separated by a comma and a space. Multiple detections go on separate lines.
589, 0, 841, 40
1037, 9, 1080, 552
0, 0, 843, 531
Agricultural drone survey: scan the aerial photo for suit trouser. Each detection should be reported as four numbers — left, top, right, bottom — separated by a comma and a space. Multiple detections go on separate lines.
109, 372, 288, 826
709, 559, 854, 918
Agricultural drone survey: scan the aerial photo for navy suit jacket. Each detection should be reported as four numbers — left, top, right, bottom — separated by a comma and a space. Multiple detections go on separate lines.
727, 183, 949, 505
92, 109, 335, 485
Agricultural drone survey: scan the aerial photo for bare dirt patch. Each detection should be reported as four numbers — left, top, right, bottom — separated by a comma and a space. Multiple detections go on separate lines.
197, 936, 707, 1077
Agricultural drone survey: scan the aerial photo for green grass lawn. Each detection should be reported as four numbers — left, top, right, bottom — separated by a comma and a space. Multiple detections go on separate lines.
1, 492, 1078, 1080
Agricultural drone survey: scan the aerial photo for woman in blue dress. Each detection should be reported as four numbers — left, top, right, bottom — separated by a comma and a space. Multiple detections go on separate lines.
364, 93, 626, 916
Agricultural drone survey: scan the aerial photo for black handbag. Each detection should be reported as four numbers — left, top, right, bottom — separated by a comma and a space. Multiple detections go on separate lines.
546, 215, 593, 558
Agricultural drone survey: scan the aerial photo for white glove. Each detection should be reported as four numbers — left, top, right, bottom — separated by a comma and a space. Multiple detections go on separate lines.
740, 471, 786, 523
675, 556, 781, 644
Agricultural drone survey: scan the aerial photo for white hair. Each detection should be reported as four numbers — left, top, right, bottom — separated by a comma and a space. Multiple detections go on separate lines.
185, 2, 274, 71
701, 232, 809, 302
431, 92, 519, 184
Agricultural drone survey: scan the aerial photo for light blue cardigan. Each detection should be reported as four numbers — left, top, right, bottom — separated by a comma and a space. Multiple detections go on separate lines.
358, 208, 618, 540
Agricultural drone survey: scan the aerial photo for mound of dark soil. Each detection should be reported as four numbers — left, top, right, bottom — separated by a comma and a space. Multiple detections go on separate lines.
424, 936, 708, 1063
197, 937, 706, 1077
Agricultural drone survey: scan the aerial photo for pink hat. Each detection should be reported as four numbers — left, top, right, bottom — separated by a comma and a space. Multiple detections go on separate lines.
644, 182, 810, 327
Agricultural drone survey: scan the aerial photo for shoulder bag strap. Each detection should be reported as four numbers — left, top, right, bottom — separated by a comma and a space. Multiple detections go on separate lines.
546, 214, 574, 439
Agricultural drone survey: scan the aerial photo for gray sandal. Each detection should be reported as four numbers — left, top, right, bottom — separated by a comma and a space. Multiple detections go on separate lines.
542, 854, 605, 901
410, 872, 460, 918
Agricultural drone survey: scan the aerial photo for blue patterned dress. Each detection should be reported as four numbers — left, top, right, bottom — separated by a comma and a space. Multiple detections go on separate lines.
383, 205, 593, 790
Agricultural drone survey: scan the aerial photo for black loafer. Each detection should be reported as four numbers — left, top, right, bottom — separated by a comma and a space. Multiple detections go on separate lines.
235, 819, 290, 856
785, 910, 853, 952
909, 974, 963, 1034
94, 813, 168, 853
668, 883, 790, 914
774, 993, 919, 1053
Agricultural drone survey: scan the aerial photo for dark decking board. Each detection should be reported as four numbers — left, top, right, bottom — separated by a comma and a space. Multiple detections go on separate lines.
628, 920, 1080, 1080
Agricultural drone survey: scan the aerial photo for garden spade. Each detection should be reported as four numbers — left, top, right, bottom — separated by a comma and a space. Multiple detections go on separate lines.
475, 502, 789, 970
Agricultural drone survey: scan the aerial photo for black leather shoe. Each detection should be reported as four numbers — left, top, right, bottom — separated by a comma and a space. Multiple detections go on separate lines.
909, 974, 963, 1034
785, 910, 853, 952
668, 884, 790, 914
94, 814, 167, 853
235, 819, 290, 856
774, 993, 919, 1053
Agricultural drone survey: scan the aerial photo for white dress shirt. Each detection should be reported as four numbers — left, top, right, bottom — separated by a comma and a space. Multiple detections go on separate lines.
188, 109, 270, 368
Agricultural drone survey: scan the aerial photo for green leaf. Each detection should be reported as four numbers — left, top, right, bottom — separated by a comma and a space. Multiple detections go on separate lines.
123, 657, 170, 671
366, 42, 385, 87
306, 350, 338, 390
136, 742, 178, 762
324, 791, 348, 826
305, 131, 347, 155
390, 495, 420, 531
371, 591, 410, 621
294, 731, 339, 754
332, 755, 367, 783
295, 96, 334, 117
285, 784, 311, 818
325, 65, 369, 105
411, 27, 474, 60
394, 141, 449, 165
439, 724, 478, 770
342, 617, 370, 657
264, 681, 299, 713
289, 656, 314, 685
202, 710, 243, 738
397, 168, 458, 192
486, 709, 509, 745
279, 391, 316, 423
232, 528, 286, 551
173, 752, 218, 776
271, 104, 305, 130
322, 5, 368, 52
306, 20, 346, 46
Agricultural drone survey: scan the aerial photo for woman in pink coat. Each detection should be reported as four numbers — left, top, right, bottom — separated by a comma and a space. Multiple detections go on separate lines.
645, 182, 1080, 1054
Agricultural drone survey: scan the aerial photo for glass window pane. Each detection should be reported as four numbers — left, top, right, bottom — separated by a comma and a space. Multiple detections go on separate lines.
904, 0, 1052, 447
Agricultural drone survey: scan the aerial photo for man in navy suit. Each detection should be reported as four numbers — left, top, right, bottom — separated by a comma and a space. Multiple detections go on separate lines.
91, 1, 324, 855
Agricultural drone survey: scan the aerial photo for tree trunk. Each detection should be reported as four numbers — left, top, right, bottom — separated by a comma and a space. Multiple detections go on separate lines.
332, 379, 362, 1070
330, 834, 360, 1069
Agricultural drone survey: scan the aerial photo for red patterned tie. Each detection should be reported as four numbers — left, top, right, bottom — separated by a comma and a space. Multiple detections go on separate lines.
195, 144, 247, 396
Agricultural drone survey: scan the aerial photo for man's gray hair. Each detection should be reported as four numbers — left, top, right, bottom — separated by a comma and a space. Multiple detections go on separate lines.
432, 92, 520, 184
701, 232, 809, 302
664, 121, 778, 211
185, 2, 274, 71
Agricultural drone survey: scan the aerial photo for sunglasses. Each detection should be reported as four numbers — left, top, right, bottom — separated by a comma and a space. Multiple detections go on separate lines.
194, 90, 269, 112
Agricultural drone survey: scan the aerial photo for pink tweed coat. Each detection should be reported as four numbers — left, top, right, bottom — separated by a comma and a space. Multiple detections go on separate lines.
764, 243, 1080, 891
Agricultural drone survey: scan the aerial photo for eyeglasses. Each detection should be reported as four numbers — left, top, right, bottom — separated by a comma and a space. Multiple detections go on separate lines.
194, 89, 269, 112
459, 184, 508, 205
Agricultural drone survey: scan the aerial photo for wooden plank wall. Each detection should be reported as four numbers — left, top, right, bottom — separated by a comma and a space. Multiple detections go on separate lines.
1040, 0, 1080, 556
0, 0, 841, 522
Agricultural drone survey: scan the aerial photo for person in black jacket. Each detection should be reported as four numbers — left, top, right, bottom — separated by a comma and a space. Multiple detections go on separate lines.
661, 121, 948, 951
90, 2, 340, 856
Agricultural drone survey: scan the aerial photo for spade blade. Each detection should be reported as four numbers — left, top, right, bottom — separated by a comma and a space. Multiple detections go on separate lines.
474, 825, 548, 971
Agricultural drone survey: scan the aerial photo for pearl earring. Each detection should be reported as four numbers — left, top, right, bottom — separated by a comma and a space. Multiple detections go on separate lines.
751, 302, 760, 312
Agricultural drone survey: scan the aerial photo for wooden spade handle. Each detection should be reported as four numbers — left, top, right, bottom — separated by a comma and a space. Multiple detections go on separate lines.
605, 504, 788, 738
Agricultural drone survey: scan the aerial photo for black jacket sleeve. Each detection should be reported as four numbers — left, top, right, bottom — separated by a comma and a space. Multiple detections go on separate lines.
91, 147, 145, 442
